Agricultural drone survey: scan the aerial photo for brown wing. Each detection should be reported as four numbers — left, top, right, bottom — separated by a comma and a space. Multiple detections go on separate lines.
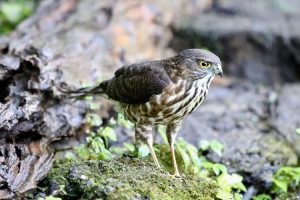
100, 61, 171, 104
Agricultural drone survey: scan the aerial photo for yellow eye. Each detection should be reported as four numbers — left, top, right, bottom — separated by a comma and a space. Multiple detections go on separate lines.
199, 60, 211, 68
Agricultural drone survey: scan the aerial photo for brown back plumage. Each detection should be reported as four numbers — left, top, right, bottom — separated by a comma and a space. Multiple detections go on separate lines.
100, 60, 174, 104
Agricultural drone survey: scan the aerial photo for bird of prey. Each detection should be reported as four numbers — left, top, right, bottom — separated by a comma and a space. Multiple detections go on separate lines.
63, 49, 223, 177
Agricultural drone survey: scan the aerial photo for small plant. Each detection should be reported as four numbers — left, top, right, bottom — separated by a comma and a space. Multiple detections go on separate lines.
216, 173, 246, 200
272, 166, 300, 193
73, 96, 137, 160
254, 166, 300, 199
252, 194, 272, 200
253, 129, 300, 199
0, 0, 35, 34
76, 128, 115, 160
124, 143, 150, 158
199, 139, 224, 156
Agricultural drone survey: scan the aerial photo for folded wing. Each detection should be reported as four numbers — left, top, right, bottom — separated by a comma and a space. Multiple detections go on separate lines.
101, 62, 171, 104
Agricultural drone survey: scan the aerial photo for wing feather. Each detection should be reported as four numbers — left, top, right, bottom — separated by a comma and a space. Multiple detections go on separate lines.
102, 62, 171, 104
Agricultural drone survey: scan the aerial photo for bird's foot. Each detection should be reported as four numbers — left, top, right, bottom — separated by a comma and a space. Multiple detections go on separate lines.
171, 171, 181, 178
153, 159, 161, 169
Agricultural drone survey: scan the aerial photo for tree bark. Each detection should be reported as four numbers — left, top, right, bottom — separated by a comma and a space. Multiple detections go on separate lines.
0, 0, 199, 197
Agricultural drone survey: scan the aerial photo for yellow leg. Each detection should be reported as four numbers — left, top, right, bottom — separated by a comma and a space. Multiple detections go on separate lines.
146, 137, 161, 168
135, 124, 160, 168
167, 123, 181, 177
170, 141, 180, 177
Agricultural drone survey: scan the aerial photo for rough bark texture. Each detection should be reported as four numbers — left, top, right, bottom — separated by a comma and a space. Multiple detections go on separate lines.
0, 141, 53, 199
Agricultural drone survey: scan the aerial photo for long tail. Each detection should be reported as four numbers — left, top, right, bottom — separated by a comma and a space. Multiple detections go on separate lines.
58, 83, 105, 99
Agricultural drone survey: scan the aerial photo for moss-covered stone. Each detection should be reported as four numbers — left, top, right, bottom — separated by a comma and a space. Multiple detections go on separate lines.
37, 157, 224, 200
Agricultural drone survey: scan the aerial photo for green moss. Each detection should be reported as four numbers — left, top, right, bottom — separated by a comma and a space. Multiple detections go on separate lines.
39, 158, 225, 200
261, 135, 298, 166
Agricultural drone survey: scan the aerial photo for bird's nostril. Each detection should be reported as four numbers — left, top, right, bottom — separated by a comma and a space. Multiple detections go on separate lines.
214, 65, 223, 77
218, 71, 223, 77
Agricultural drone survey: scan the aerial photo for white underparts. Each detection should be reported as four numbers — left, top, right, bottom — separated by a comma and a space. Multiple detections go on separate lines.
124, 75, 214, 125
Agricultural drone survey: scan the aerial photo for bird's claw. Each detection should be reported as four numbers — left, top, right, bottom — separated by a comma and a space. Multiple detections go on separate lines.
172, 171, 181, 178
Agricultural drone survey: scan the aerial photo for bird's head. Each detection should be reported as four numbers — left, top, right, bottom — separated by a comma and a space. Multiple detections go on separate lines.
178, 49, 223, 80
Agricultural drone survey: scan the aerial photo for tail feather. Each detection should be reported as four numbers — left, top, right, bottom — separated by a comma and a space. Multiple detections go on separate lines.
58, 83, 104, 99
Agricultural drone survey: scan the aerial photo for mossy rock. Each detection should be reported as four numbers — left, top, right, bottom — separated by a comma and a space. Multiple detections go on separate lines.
35, 157, 225, 200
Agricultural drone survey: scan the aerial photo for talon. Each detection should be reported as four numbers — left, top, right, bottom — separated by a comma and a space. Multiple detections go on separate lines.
173, 172, 181, 178
169, 172, 181, 178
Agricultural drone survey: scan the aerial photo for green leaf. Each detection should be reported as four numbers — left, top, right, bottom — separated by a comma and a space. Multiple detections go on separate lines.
272, 166, 300, 193
91, 143, 100, 154
117, 113, 133, 128
217, 173, 246, 192
157, 125, 168, 144
81, 82, 93, 87
138, 144, 150, 158
216, 190, 233, 200
210, 140, 224, 156
64, 152, 76, 160
0, 0, 34, 35
124, 143, 135, 152
252, 194, 272, 200
1, 2, 23, 23
296, 128, 300, 135
84, 95, 93, 101
44, 196, 63, 200
87, 114, 102, 126
212, 163, 227, 176
198, 140, 210, 151
90, 132, 96, 137
177, 137, 188, 147
273, 179, 288, 192
186, 144, 201, 169
177, 145, 190, 171
98, 148, 112, 160
234, 193, 243, 200
86, 136, 92, 143
202, 160, 214, 170
109, 146, 124, 155
89, 102, 100, 110
212, 165, 221, 176
76, 144, 90, 160
100, 127, 117, 141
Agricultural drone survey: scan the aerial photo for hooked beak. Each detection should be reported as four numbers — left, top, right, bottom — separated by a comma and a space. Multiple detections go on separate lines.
214, 64, 223, 77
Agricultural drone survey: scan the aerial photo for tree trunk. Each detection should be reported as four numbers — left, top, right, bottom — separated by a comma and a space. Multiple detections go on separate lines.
0, 0, 194, 198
